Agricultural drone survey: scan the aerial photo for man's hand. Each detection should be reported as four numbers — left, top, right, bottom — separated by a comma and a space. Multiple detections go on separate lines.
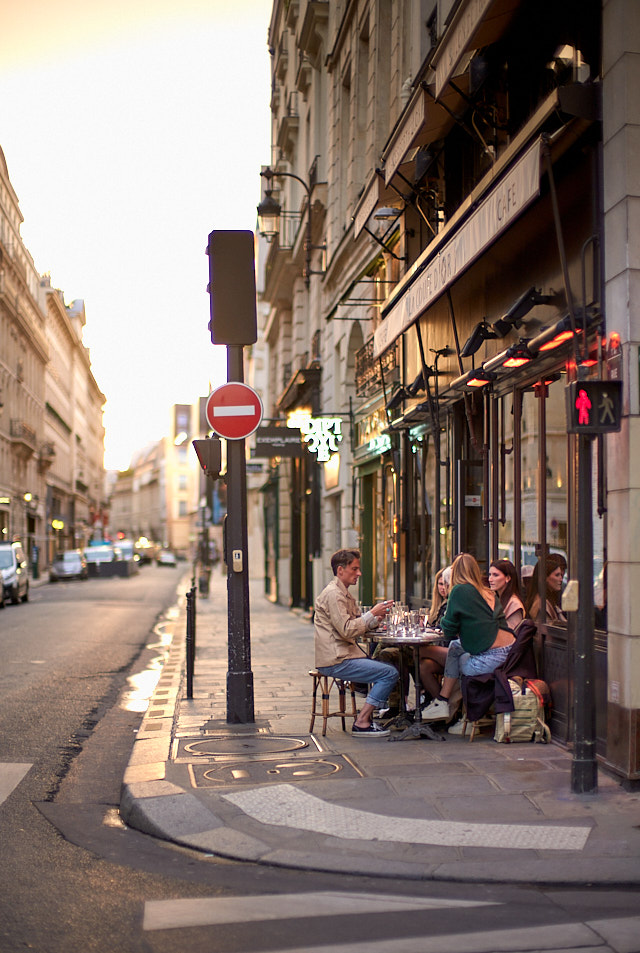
370, 600, 393, 619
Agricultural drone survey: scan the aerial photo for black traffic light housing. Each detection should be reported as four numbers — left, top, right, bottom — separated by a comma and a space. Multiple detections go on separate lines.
565, 379, 623, 435
193, 436, 222, 479
206, 230, 257, 346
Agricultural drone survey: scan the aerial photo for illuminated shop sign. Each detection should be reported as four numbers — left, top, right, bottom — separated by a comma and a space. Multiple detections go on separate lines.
368, 434, 391, 454
288, 411, 343, 462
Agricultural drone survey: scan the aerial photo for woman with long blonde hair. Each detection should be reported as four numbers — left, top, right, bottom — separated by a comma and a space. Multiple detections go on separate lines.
422, 553, 515, 722
419, 567, 452, 701
427, 568, 449, 626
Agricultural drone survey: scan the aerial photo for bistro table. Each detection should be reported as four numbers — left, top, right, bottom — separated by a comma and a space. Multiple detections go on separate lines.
370, 629, 447, 742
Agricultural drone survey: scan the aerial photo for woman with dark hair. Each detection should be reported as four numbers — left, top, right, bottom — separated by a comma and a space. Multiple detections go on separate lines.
422, 553, 515, 722
525, 553, 567, 624
488, 559, 525, 630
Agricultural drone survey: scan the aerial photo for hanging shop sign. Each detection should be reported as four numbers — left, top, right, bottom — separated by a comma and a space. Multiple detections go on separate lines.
287, 414, 343, 462
252, 426, 303, 458
565, 380, 623, 435
302, 417, 343, 462
374, 138, 541, 359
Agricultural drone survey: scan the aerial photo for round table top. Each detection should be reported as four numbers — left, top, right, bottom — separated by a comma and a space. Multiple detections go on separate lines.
370, 629, 444, 644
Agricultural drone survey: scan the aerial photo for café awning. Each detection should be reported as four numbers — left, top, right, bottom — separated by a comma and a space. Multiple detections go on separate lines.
353, 170, 405, 239
381, 75, 470, 188
373, 137, 542, 359
431, 0, 521, 99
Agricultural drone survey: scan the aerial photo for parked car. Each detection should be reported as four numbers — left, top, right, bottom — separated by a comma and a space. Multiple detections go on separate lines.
49, 550, 88, 582
134, 538, 158, 564
117, 539, 140, 563
84, 543, 117, 565
157, 549, 177, 567
0, 541, 30, 604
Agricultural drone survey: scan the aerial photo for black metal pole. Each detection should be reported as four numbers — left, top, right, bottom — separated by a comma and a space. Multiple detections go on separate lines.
571, 433, 598, 793
225, 345, 255, 723
186, 586, 195, 699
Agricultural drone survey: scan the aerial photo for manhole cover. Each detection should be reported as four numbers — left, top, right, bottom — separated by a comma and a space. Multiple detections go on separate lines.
175, 735, 308, 760
189, 755, 362, 786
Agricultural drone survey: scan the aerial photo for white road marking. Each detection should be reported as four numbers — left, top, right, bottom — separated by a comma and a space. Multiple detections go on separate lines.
211, 404, 255, 417
143, 891, 498, 931
222, 784, 591, 851
0, 763, 32, 807
144, 898, 640, 953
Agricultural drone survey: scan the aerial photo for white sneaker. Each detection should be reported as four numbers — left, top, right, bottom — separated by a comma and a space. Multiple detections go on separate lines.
421, 698, 450, 721
447, 718, 466, 735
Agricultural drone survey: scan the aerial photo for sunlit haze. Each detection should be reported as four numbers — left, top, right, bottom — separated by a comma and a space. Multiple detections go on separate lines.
0, 0, 272, 470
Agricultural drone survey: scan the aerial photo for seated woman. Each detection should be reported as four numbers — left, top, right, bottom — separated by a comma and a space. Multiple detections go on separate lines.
525, 553, 567, 624
488, 559, 525, 630
422, 552, 516, 722
418, 567, 451, 702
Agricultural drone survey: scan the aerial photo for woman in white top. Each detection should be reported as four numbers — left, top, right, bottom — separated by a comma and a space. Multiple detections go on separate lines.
488, 559, 525, 631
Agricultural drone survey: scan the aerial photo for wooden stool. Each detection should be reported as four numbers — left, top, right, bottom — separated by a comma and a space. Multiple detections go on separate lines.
308, 670, 358, 736
460, 710, 495, 741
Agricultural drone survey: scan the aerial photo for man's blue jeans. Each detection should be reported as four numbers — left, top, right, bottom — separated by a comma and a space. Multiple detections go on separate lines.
317, 657, 399, 710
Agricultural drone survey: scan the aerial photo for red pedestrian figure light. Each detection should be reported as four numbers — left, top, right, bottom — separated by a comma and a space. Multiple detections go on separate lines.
575, 388, 592, 425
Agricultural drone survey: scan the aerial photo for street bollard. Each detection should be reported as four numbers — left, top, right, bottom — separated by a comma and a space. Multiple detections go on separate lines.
186, 586, 197, 699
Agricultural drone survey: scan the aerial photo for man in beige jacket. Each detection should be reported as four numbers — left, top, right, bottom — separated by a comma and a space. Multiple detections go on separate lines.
314, 548, 398, 738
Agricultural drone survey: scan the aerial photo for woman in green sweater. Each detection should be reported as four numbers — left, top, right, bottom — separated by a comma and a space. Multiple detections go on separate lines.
422, 552, 515, 722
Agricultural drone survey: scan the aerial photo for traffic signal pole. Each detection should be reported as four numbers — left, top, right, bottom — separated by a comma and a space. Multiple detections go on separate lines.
206, 230, 258, 725
224, 346, 255, 724
572, 431, 597, 793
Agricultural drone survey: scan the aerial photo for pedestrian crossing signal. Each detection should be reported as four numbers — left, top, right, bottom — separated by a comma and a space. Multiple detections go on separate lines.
565, 380, 622, 434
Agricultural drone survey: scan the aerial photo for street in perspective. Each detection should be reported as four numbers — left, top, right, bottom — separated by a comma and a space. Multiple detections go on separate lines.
1, 564, 639, 953
3, 1, 640, 952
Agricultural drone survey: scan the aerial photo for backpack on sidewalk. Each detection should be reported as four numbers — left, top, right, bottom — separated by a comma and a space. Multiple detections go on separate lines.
494, 677, 551, 743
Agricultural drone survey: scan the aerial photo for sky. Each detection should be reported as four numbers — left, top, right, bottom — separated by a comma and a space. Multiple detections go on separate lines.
0, 0, 273, 470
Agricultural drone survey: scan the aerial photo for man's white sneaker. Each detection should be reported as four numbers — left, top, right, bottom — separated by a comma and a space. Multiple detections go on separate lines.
421, 698, 450, 721
447, 718, 466, 735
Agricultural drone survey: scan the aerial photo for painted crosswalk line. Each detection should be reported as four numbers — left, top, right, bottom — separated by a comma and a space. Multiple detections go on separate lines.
0, 763, 32, 807
143, 891, 499, 931
144, 898, 640, 953
222, 783, 591, 851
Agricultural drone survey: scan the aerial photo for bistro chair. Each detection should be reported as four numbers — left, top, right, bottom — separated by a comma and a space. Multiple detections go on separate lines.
308, 670, 358, 736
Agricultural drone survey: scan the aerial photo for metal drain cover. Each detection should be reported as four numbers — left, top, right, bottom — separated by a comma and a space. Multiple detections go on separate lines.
190, 755, 361, 786
175, 734, 308, 761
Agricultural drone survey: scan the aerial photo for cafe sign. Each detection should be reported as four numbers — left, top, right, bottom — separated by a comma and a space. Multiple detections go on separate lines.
289, 414, 344, 462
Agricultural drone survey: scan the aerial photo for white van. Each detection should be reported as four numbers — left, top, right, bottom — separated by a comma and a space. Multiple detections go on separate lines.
0, 541, 30, 605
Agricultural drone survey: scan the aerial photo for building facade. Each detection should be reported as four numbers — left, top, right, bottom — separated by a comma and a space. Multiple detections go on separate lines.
0, 146, 105, 572
42, 287, 106, 558
257, 0, 640, 783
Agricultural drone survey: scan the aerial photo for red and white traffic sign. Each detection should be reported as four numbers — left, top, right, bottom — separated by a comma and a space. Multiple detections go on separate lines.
205, 382, 263, 440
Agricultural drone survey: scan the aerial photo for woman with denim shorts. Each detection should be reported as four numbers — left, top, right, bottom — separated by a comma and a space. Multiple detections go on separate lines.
422, 553, 515, 723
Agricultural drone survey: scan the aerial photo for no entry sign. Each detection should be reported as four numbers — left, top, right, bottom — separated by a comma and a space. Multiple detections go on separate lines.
205, 382, 263, 440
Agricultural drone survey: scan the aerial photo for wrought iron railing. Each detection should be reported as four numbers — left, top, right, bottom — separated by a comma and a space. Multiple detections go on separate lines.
355, 337, 398, 398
